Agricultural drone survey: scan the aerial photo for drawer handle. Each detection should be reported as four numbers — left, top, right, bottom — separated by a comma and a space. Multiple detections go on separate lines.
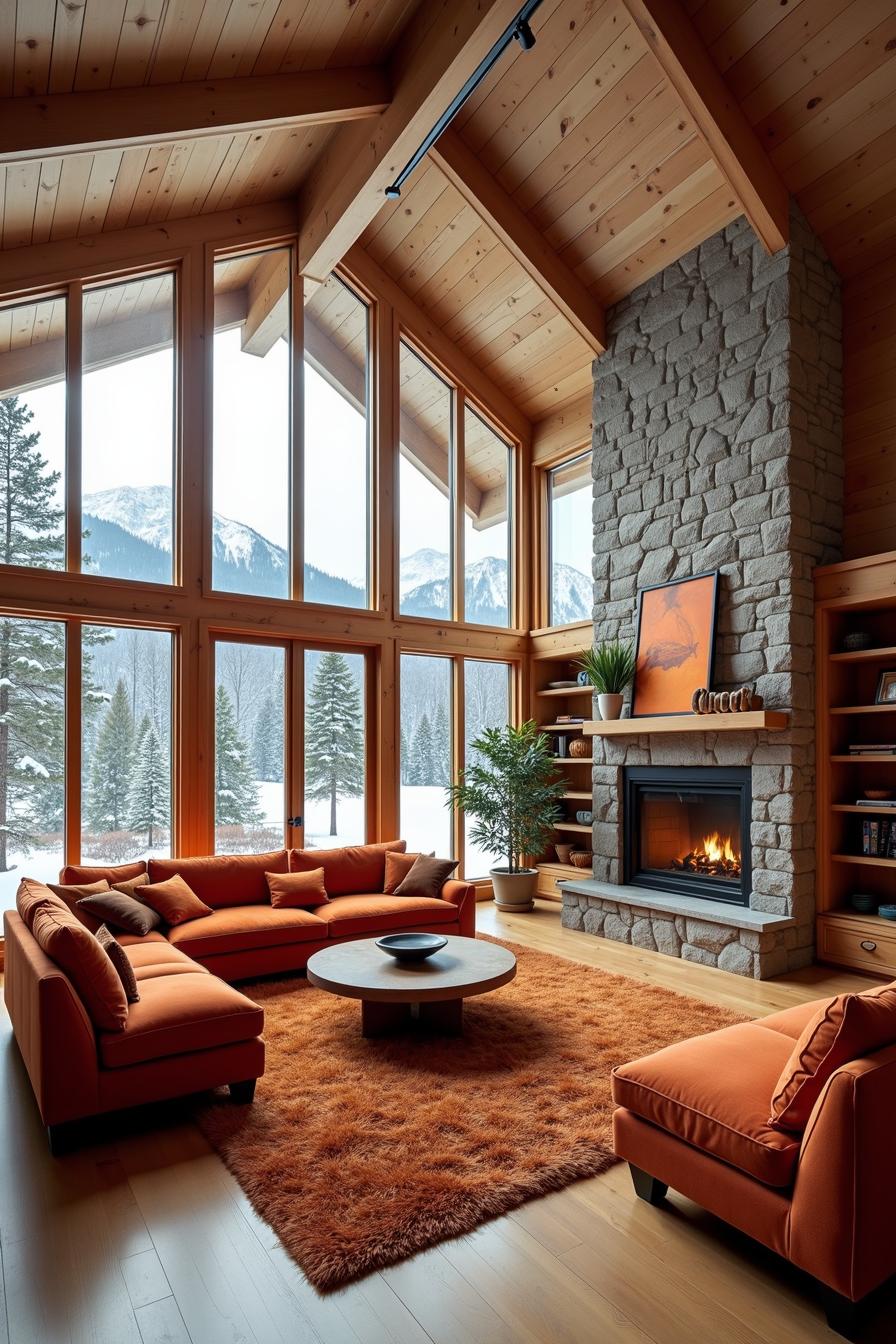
860, 940, 877, 952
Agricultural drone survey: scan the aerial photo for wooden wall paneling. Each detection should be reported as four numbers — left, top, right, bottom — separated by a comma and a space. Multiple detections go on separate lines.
110, 0, 168, 90
771, 59, 896, 186
13, 0, 55, 97
532, 393, 594, 466
842, 256, 896, 560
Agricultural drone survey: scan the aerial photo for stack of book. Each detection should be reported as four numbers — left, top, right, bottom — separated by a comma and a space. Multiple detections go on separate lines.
861, 817, 896, 858
849, 743, 896, 755
555, 714, 585, 725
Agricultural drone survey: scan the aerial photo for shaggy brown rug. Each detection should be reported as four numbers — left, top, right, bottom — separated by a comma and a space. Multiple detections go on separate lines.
196, 936, 745, 1290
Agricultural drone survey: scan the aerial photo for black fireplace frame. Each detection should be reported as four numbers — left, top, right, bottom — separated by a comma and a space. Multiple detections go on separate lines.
623, 765, 752, 907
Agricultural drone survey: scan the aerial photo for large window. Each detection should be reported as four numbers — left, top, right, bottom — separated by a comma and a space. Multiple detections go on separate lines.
464, 660, 511, 878
81, 626, 173, 864
215, 640, 285, 854
212, 249, 291, 598
0, 616, 65, 913
304, 648, 366, 847
548, 452, 592, 625
0, 296, 66, 573
398, 343, 452, 620
400, 653, 453, 856
82, 274, 176, 583
304, 277, 370, 608
464, 407, 511, 627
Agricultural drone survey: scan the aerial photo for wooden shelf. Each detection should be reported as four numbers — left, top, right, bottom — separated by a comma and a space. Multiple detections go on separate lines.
821, 909, 896, 930
554, 822, 592, 834
830, 704, 896, 714
549, 755, 591, 764
536, 685, 594, 698
584, 710, 789, 736
831, 754, 896, 762
830, 645, 896, 663
832, 804, 896, 814
832, 853, 896, 869
560, 790, 592, 801
539, 722, 587, 732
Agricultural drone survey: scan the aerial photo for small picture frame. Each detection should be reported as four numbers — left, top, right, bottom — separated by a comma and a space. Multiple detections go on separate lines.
875, 670, 896, 704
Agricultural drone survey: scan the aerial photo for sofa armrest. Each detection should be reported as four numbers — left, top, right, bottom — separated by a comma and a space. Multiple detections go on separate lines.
789, 1043, 896, 1302
3, 910, 100, 1127
440, 880, 476, 937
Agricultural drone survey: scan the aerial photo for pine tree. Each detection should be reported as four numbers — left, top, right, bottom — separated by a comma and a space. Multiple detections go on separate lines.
0, 394, 63, 571
399, 723, 410, 786
414, 713, 435, 786
305, 652, 364, 837
215, 685, 263, 827
87, 679, 136, 835
128, 716, 170, 849
252, 688, 283, 782
434, 702, 451, 785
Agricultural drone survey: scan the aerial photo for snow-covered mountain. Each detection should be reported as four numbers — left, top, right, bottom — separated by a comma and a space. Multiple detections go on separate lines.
81, 486, 591, 622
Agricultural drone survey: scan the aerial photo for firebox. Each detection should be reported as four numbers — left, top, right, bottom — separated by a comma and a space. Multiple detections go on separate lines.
623, 766, 751, 907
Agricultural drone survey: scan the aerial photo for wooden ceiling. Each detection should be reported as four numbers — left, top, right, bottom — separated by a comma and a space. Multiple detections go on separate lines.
1, 0, 894, 434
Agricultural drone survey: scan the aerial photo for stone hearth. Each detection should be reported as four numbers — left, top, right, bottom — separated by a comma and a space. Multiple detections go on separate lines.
560, 205, 843, 979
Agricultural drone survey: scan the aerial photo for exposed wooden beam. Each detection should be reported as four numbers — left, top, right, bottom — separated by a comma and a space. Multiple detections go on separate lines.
0, 69, 391, 162
618, 0, 789, 254
297, 0, 522, 283
429, 129, 606, 354
532, 392, 593, 465
241, 250, 291, 357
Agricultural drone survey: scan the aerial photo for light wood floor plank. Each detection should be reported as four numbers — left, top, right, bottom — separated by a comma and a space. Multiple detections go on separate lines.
134, 1296, 192, 1344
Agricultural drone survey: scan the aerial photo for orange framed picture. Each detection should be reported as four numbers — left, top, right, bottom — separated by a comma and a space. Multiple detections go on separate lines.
631, 572, 719, 717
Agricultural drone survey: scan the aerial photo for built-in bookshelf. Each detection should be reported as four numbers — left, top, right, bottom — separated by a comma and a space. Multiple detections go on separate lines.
815, 553, 896, 975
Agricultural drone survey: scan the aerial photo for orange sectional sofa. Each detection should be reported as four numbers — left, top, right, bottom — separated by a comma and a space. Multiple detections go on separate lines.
4, 841, 477, 1152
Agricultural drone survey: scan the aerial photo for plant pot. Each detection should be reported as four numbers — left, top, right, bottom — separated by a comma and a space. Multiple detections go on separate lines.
554, 842, 573, 865
597, 692, 623, 720
490, 867, 538, 912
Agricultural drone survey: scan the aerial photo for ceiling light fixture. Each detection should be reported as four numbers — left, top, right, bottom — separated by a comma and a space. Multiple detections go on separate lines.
384, 0, 544, 200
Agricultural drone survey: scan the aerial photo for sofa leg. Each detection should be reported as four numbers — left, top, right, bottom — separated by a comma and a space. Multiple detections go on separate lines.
819, 1286, 866, 1341
628, 1163, 668, 1206
229, 1079, 257, 1104
47, 1122, 78, 1156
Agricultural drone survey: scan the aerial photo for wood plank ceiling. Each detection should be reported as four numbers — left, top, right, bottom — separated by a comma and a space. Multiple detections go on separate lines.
0, 0, 894, 431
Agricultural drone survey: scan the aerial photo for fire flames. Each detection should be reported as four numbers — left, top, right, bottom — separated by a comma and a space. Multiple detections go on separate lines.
670, 830, 741, 879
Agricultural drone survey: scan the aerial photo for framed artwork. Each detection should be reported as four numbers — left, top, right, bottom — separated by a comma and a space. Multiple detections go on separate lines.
875, 670, 896, 704
631, 572, 719, 717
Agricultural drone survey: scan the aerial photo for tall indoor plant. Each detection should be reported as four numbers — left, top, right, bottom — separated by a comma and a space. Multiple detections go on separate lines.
446, 720, 564, 911
578, 640, 636, 720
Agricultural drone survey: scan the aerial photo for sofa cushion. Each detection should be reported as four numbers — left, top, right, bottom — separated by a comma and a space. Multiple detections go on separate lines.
757, 1001, 823, 1041
16, 878, 73, 930
123, 943, 208, 982
77, 889, 162, 937
313, 893, 457, 939
290, 840, 406, 896
266, 867, 329, 909
148, 850, 289, 909
96, 925, 140, 1003
394, 855, 459, 900
769, 981, 896, 1132
611, 1022, 801, 1188
166, 904, 327, 957
46, 879, 113, 932
99, 972, 263, 1069
31, 902, 129, 1033
59, 861, 147, 887
383, 850, 426, 894
116, 930, 168, 947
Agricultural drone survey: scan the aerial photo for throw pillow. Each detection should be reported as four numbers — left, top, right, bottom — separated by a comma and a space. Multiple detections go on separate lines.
393, 854, 459, 900
30, 902, 128, 1032
384, 850, 432, 895
111, 873, 150, 899
95, 925, 140, 1003
770, 981, 896, 1131
139, 874, 213, 926
266, 868, 329, 909
46, 879, 113, 933
78, 890, 162, 938
16, 878, 74, 931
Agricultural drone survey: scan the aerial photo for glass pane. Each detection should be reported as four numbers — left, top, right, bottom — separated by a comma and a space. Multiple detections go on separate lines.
464, 660, 511, 879
304, 649, 366, 847
304, 276, 369, 608
82, 275, 175, 582
398, 343, 452, 619
0, 617, 65, 914
213, 249, 290, 597
215, 641, 284, 854
400, 653, 453, 856
82, 626, 172, 864
0, 296, 65, 571
549, 452, 592, 625
464, 406, 510, 626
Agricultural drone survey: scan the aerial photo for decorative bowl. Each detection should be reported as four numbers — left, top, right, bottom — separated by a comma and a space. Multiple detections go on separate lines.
576, 810, 593, 825
878, 906, 896, 922
554, 842, 573, 865
842, 632, 872, 652
547, 679, 578, 690
376, 933, 448, 962
569, 849, 593, 869
863, 790, 895, 801
568, 736, 591, 758
850, 893, 877, 914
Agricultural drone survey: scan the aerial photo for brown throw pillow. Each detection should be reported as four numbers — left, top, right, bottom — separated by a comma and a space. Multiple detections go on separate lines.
30, 902, 128, 1032
95, 925, 140, 1003
78, 890, 162, 938
266, 868, 329, 909
139, 874, 213, 926
111, 873, 150, 899
47, 879, 113, 932
393, 854, 459, 900
384, 850, 432, 894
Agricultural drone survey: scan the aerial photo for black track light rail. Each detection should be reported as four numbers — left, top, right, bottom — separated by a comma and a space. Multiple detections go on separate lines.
384, 0, 545, 200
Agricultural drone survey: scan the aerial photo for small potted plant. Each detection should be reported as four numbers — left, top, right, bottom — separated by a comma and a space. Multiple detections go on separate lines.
578, 639, 636, 721
445, 720, 565, 912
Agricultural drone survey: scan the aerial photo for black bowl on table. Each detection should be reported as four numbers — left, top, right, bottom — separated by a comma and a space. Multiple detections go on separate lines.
375, 933, 448, 962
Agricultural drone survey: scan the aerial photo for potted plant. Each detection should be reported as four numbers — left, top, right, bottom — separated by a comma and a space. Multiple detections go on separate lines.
578, 639, 636, 721
445, 720, 565, 912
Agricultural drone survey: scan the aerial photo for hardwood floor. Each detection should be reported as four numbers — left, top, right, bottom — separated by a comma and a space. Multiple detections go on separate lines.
0, 901, 892, 1344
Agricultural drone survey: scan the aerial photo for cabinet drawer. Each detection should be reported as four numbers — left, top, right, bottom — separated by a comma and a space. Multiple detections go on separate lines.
535, 866, 567, 900
818, 917, 896, 975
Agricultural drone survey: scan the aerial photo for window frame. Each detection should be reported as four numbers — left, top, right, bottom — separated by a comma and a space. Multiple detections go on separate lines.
543, 447, 592, 632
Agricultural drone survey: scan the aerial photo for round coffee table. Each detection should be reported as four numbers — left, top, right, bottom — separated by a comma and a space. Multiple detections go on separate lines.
306, 936, 517, 1037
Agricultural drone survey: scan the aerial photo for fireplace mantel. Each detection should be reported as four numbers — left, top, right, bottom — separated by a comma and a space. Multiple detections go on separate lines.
584, 711, 789, 736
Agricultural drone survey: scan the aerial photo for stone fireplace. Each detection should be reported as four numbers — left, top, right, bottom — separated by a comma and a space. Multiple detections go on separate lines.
561, 205, 843, 979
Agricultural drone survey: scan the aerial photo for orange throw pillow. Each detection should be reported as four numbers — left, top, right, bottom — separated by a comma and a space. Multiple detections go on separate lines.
770, 981, 896, 1131
266, 868, 329, 909
47, 879, 113, 932
393, 854, 459, 900
139, 874, 213, 926
30, 902, 128, 1032
16, 878, 75, 930
383, 850, 431, 894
